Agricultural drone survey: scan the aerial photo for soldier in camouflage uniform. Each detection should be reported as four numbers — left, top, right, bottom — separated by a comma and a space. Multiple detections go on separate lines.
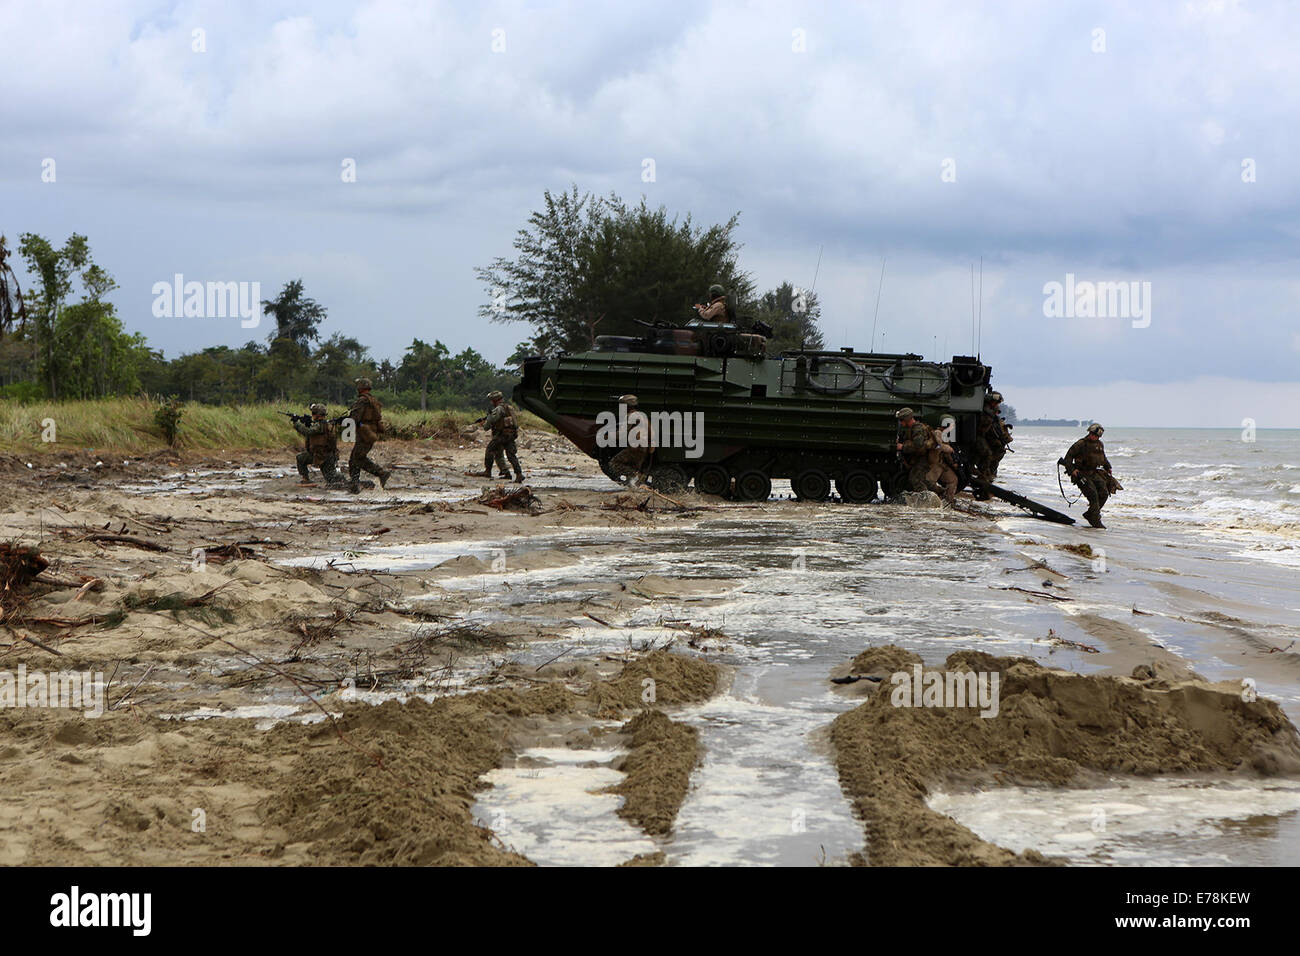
926, 424, 959, 503
346, 378, 391, 495
971, 391, 1007, 498
895, 407, 937, 494
480, 390, 523, 482
294, 403, 341, 485
693, 284, 734, 323
1063, 423, 1117, 528
609, 394, 654, 486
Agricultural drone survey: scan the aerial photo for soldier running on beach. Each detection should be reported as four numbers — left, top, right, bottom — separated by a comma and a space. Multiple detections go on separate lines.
479, 390, 524, 482
1062, 423, 1120, 528
294, 403, 341, 486
346, 377, 391, 494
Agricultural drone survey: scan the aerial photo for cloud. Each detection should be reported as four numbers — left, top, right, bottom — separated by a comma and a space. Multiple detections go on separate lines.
1, 0, 1297, 422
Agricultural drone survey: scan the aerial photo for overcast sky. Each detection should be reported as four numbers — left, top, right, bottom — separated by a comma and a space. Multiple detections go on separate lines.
3, 0, 1298, 425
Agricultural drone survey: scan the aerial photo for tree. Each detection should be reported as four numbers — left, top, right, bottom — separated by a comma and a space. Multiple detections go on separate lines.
261, 279, 326, 349
749, 281, 825, 354
17, 232, 91, 398
312, 333, 371, 405
399, 338, 449, 412
477, 186, 752, 354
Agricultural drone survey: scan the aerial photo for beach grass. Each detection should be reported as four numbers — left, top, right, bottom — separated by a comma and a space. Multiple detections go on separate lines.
0, 397, 551, 455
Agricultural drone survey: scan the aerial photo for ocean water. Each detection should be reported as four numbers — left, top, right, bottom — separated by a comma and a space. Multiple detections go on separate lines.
1003, 426, 1300, 566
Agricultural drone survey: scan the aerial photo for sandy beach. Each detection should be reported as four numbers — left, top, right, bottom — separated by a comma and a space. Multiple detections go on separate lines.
3, 425, 1299, 866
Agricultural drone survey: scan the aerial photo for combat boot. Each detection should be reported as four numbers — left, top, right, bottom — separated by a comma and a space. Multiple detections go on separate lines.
348, 472, 361, 495
1084, 508, 1104, 529
378, 469, 391, 489
511, 469, 524, 483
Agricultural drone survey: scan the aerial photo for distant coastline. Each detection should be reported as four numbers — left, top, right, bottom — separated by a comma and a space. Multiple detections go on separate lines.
1013, 418, 1083, 427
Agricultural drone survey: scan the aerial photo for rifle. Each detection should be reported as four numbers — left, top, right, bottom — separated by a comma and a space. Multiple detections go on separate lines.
471, 415, 487, 426
282, 411, 348, 428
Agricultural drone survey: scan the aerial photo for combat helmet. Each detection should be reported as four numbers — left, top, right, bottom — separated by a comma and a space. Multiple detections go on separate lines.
354, 377, 372, 390
1087, 423, 1104, 436
619, 394, 638, 406
708, 284, 725, 299
895, 407, 915, 420
987, 391, 1003, 404
487, 390, 504, 402
309, 403, 327, 415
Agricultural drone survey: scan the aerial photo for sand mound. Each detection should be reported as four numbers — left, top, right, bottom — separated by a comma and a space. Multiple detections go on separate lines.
606, 709, 700, 836
831, 651, 1300, 866
849, 643, 924, 675
591, 649, 719, 715
260, 687, 577, 866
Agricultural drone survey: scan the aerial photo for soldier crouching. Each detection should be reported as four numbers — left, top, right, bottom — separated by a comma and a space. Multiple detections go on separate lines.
608, 394, 655, 486
895, 407, 938, 494
294, 403, 341, 485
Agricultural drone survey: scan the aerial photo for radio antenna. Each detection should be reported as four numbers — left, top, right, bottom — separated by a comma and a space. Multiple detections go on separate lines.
809, 244, 823, 296
970, 264, 976, 353
869, 254, 886, 352
977, 256, 983, 358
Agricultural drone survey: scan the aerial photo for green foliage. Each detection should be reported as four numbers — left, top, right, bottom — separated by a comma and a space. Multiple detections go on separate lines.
750, 281, 825, 354
17, 232, 92, 398
477, 186, 755, 353
154, 397, 183, 446
262, 279, 326, 349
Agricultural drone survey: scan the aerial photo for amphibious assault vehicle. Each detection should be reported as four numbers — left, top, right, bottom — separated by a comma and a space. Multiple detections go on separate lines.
513, 317, 1072, 522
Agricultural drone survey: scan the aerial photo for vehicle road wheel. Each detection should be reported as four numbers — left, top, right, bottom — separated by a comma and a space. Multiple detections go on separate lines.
647, 463, 689, 494
695, 465, 731, 497
881, 468, 909, 500
792, 469, 831, 502
836, 471, 878, 504
736, 470, 772, 502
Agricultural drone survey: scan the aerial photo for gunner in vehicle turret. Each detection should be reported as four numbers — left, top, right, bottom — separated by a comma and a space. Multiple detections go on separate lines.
693, 284, 734, 323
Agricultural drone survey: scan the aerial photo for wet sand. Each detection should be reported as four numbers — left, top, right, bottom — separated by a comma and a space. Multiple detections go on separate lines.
3, 427, 1299, 866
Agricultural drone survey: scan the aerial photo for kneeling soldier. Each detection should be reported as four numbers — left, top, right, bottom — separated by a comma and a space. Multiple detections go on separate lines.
295, 404, 341, 485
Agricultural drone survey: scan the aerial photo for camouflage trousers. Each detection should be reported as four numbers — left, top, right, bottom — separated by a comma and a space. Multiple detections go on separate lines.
973, 437, 1004, 480
926, 462, 958, 503
297, 451, 340, 483
1073, 471, 1110, 517
486, 434, 522, 476
349, 438, 386, 481
903, 457, 932, 494
610, 445, 652, 482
